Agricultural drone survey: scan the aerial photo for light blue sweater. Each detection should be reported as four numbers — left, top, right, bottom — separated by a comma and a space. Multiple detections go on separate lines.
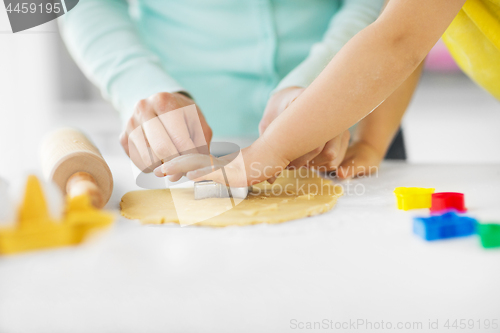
60, 0, 383, 138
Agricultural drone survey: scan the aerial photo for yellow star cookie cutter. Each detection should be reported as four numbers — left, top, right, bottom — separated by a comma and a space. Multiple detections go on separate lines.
0, 175, 114, 255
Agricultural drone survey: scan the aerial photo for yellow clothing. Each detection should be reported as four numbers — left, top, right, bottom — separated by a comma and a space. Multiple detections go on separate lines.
443, 0, 500, 100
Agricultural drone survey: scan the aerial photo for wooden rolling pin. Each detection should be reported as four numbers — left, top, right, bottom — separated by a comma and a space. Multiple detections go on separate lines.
41, 128, 113, 209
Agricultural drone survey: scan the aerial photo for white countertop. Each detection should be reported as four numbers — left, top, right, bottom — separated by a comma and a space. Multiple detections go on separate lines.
0, 161, 499, 333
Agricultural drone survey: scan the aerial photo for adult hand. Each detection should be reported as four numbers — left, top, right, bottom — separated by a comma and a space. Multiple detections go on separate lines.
260, 87, 350, 174
120, 92, 212, 180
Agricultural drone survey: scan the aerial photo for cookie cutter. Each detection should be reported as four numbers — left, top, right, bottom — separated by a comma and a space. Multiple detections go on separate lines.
194, 180, 252, 200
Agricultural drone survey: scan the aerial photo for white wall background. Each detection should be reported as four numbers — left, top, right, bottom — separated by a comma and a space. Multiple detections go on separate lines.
0, 9, 59, 183
0, 5, 117, 188
403, 73, 500, 164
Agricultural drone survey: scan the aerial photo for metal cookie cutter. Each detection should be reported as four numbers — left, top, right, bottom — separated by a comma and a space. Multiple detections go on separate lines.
194, 180, 252, 200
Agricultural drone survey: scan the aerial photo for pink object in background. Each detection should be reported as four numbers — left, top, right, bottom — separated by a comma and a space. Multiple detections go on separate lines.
425, 39, 461, 73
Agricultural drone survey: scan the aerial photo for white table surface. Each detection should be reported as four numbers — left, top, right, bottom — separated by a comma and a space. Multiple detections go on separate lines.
1, 161, 499, 333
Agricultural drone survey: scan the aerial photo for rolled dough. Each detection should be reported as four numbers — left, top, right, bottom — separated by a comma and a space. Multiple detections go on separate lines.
120, 170, 343, 227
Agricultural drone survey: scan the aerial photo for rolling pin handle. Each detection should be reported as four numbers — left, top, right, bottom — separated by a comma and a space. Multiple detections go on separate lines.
66, 172, 105, 209
41, 128, 113, 210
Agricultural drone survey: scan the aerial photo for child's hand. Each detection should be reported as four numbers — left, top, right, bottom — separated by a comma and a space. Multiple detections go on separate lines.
119, 92, 212, 174
154, 138, 290, 186
337, 141, 385, 179
260, 87, 350, 172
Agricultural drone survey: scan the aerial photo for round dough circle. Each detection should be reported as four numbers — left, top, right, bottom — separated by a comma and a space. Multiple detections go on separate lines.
120, 170, 343, 227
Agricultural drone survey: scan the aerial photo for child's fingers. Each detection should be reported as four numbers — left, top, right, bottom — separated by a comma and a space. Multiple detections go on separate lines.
337, 155, 372, 179
306, 131, 350, 171
325, 131, 350, 171
287, 145, 325, 169
267, 175, 278, 184
337, 150, 358, 179
309, 138, 340, 167
337, 162, 356, 179
311, 131, 350, 170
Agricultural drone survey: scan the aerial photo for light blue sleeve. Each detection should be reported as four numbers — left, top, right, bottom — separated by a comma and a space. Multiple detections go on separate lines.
273, 0, 385, 93
58, 0, 185, 120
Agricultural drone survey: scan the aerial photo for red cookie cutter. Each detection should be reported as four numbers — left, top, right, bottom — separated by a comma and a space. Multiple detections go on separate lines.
430, 192, 467, 213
